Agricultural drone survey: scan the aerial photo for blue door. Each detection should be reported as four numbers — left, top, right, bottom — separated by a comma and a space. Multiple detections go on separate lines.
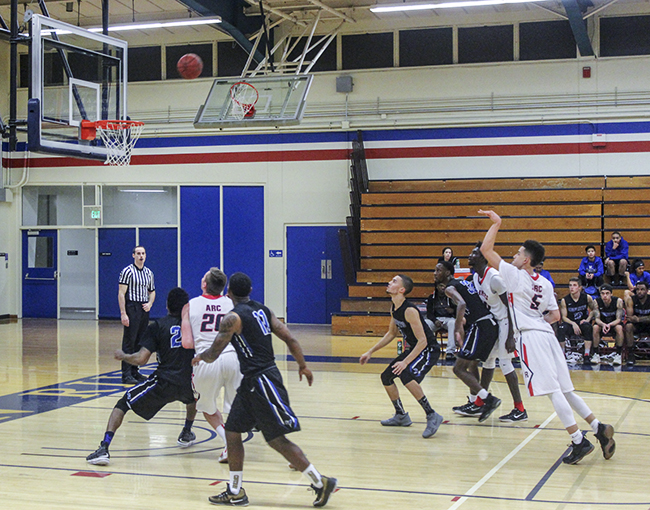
22, 229, 58, 318
139, 228, 178, 319
98, 228, 136, 319
286, 226, 347, 324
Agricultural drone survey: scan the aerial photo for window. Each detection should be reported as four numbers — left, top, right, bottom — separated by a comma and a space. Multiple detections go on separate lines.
400, 28, 453, 67
520, 21, 576, 61
129, 46, 162, 82
601, 16, 650, 57
458, 25, 514, 64
102, 186, 177, 225
166, 44, 212, 79
288, 36, 337, 72
217, 41, 251, 77
22, 186, 82, 226
342, 33, 394, 70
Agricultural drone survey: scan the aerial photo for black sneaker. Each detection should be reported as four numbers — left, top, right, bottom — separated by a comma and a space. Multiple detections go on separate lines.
626, 352, 636, 367
452, 397, 471, 412
86, 444, 110, 466
594, 423, 616, 460
177, 428, 196, 448
478, 394, 502, 423
208, 485, 249, 506
562, 436, 595, 464
312, 476, 338, 507
454, 401, 482, 417
499, 408, 528, 423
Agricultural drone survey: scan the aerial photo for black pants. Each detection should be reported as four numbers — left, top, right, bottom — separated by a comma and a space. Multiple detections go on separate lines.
557, 322, 593, 343
122, 301, 149, 379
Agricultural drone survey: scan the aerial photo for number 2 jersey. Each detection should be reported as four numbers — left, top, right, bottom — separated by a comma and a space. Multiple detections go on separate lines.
189, 294, 235, 355
498, 260, 558, 335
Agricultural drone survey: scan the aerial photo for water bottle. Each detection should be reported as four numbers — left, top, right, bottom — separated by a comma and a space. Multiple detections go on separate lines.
397, 340, 403, 355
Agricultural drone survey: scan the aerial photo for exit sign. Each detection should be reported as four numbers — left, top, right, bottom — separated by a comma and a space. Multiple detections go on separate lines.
91, 210, 101, 219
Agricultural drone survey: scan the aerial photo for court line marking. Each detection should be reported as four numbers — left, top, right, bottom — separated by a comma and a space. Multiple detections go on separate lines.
0, 461, 647, 506
444, 411, 557, 510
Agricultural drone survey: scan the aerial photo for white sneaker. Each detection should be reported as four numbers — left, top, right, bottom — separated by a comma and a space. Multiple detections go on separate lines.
590, 353, 601, 364
612, 353, 622, 366
218, 448, 228, 464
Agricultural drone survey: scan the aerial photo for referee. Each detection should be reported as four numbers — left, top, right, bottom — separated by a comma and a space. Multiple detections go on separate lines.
118, 245, 155, 384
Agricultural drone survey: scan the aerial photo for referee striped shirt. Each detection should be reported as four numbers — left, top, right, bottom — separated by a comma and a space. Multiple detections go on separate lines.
119, 264, 155, 303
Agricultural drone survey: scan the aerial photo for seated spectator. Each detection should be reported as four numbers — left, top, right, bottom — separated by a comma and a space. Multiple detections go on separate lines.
604, 231, 629, 286
557, 278, 597, 365
624, 280, 650, 367
578, 245, 604, 296
425, 282, 457, 360
534, 259, 558, 302
593, 284, 625, 366
623, 258, 650, 299
438, 246, 460, 270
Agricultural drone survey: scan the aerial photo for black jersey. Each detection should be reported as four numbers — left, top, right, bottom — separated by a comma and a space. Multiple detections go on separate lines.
632, 295, 650, 320
563, 292, 590, 322
596, 296, 621, 324
139, 315, 194, 385
231, 300, 277, 377
391, 299, 438, 349
426, 289, 456, 322
446, 278, 491, 325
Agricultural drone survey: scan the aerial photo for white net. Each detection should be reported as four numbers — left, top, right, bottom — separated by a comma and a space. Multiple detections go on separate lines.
95, 121, 144, 166
229, 82, 259, 121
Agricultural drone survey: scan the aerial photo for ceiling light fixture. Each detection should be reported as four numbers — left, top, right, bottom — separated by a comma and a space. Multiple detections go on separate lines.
370, 0, 547, 13
87, 17, 222, 33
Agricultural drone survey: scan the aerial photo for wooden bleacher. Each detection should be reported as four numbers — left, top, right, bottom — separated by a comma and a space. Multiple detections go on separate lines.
332, 175, 650, 336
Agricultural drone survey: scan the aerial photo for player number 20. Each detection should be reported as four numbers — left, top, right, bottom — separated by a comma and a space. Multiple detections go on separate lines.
201, 313, 225, 332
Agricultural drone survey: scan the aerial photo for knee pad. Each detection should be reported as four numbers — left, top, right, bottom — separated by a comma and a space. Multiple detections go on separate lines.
483, 355, 497, 370
499, 357, 514, 375
115, 394, 130, 413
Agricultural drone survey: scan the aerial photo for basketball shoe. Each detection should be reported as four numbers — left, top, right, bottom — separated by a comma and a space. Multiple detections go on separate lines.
478, 394, 501, 423
177, 428, 196, 447
380, 412, 412, 426
453, 401, 482, 417
562, 435, 595, 464
422, 412, 444, 438
208, 485, 249, 506
86, 444, 110, 466
499, 408, 528, 422
594, 422, 616, 460
312, 476, 338, 507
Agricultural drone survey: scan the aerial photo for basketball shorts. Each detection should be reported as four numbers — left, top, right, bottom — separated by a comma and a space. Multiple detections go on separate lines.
456, 317, 498, 362
125, 374, 195, 421
484, 317, 515, 374
517, 329, 574, 397
225, 366, 300, 442
632, 322, 650, 337
380, 343, 441, 386
193, 350, 243, 415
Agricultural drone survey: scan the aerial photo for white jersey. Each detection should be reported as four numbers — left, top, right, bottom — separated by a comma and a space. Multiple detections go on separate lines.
473, 266, 508, 321
189, 294, 234, 354
498, 260, 558, 334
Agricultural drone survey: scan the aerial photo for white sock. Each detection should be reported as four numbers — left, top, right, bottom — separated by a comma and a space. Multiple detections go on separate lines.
570, 430, 583, 444
216, 424, 227, 445
229, 471, 243, 494
590, 418, 600, 434
477, 388, 489, 400
468, 394, 477, 403
302, 463, 323, 488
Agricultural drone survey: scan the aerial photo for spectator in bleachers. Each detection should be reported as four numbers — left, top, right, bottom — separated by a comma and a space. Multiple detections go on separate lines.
425, 283, 457, 361
534, 259, 555, 288
624, 280, 650, 367
604, 231, 629, 287
557, 278, 597, 365
438, 247, 460, 270
623, 258, 650, 299
593, 284, 624, 366
578, 245, 604, 296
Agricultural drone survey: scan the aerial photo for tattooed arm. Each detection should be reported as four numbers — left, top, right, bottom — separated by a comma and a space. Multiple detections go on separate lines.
191, 312, 241, 365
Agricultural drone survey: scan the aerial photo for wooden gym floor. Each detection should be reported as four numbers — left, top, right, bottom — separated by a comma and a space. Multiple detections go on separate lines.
1, 319, 649, 510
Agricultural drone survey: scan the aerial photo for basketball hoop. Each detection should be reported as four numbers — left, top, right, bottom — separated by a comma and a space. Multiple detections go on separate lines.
229, 82, 259, 121
80, 119, 144, 166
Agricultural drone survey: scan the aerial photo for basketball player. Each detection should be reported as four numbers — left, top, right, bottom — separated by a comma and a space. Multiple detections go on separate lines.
86, 288, 197, 466
557, 278, 597, 364
118, 245, 155, 384
479, 209, 615, 464
360, 274, 443, 438
457, 244, 528, 422
435, 261, 502, 423
593, 284, 624, 366
192, 272, 337, 507
181, 268, 241, 463
624, 280, 650, 366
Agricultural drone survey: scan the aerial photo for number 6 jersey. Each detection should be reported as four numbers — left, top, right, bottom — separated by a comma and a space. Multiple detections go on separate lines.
189, 294, 235, 354
498, 260, 558, 334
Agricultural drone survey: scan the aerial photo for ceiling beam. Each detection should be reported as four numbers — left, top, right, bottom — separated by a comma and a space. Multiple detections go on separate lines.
305, 0, 355, 23
561, 0, 594, 56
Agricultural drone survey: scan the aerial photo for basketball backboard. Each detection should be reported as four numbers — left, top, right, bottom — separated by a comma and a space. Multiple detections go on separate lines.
27, 14, 129, 161
193, 74, 313, 129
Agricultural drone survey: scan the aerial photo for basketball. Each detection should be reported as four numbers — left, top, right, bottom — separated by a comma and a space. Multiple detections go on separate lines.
177, 53, 203, 80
